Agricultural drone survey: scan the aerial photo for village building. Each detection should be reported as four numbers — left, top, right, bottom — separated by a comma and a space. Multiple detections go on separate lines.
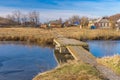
95, 17, 112, 28
40, 24, 48, 29
0, 21, 8, 27
62, 21, 71, 27
116, 19, 120, 30
49, 20, 62, 28
40, 20, 62, 29
88, 19, 97, 29
116, 19, 120, 27
0, 17, 13, 27
88, 20, 95, 27
72, 21, 80, 26
88, 19, 99, 29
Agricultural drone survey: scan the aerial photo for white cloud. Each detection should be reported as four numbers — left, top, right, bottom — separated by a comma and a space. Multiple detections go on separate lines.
0, 6, 100, 23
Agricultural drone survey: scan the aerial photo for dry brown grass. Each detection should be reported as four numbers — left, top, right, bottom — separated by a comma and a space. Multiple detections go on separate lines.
0, 27, 120, 45
97, 55, 120, 75
0, 28, 54, 45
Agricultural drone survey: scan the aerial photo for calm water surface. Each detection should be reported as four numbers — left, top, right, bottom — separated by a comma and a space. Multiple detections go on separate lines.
87, 41, 120, 57
0, 42, 57, 80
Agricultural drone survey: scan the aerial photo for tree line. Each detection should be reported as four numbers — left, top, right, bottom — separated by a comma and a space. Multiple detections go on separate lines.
67, 15, 89, 27
6, 10, 40, 27
3, 10, 89, 28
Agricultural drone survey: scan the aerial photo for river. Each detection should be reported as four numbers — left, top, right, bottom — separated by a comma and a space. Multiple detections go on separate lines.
87, 40, 120, 57
0, 41, 120, 80
0, 42, 57, 80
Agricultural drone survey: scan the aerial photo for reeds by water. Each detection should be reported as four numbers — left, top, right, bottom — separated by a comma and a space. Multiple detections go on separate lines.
0, 27, 120, 45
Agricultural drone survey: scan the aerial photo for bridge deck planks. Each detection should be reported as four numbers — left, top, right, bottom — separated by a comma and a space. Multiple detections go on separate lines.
54, 38, 88, 47
67, 46, 97, 65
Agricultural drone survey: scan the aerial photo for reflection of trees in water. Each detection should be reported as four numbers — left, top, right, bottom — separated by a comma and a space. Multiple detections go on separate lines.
0, 41, 53, 49
34, 58, 57, 73
34, 54, 57, 73
54, 50, 74, 65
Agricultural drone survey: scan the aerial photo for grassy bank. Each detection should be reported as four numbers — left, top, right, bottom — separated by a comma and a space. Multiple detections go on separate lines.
0, 28, 54, 45
97, 55, 120, 75
0, 27, 120, 45
33, 61, 107, 80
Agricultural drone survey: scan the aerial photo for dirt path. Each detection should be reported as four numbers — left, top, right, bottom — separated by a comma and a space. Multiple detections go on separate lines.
96, 65, 120, 80
67, 46, 120, 80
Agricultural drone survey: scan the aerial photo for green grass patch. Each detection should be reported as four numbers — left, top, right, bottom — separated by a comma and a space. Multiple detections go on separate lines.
33, 62, 106, 80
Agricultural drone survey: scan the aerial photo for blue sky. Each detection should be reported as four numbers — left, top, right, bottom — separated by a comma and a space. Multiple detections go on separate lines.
0, 0, 120, 22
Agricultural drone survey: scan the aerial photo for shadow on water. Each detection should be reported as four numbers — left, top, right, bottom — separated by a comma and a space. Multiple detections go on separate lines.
0, 56, 11, 68
0, 70, 24, 75
54, 49, 74, 65
0, 41, 54, 48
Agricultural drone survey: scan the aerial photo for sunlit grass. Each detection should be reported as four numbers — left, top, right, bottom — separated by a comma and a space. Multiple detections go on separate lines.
0, 27, 119, 45
33, 62, 106, 80
97, 55, 120, 75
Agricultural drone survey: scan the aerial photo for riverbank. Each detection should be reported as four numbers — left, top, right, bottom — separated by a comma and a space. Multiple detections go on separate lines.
97, 55, 120, 75
0, 27, 120, 45
33, 55, 120, 80
33, 61, 107, 80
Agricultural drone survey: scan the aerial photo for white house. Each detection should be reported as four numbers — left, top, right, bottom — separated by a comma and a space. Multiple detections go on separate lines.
95, 17, 112, 28
116, 19, 120, 31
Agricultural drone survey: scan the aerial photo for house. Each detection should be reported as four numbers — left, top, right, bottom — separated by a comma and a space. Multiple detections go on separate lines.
40, 24, 48, 29
73, 21, 80, 26
62, 20, 71, 27
116, 19, 120, 30
116, 19, 120, 27
49, 20, 62, 28
0, 17, 13, 27
95, 17, 112, 28
88, 19, 97, 28
88, 20, 94, 27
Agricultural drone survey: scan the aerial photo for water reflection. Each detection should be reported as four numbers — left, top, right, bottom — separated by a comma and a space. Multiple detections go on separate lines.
54, 50, 74, 65
87, 41, 120, 57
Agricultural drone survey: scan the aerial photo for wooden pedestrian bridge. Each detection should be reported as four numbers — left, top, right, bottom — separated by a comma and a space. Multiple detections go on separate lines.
53, 37, 97, 65
53, 38, 120, 80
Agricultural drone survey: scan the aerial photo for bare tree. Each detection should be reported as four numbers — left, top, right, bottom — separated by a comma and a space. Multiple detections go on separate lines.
21, 14, 28, 26
69, 15, 81, 24
6, 10, 40, 27
28, 11, 40, 27
58, 18, 62, 24
80, 16, 89, 27
6, 14, 17, 25
12, 10, 22, 25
